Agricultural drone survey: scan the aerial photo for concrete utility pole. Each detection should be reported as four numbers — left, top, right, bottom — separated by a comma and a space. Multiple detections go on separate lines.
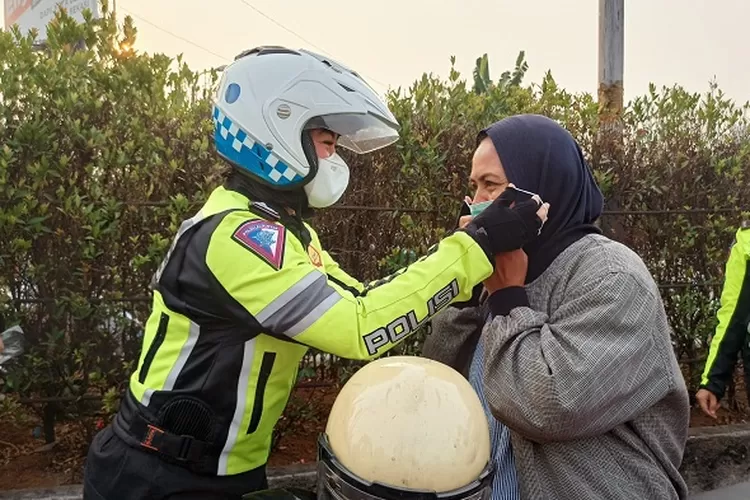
595, 0, 625, 240
598, 0, 624, 129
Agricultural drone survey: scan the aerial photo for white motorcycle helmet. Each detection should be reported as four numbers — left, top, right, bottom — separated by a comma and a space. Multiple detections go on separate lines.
212, 46, 400, 208
317, 356, 493, 500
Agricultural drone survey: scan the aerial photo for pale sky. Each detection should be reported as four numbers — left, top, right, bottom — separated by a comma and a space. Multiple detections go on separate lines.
3, 1, 749, 105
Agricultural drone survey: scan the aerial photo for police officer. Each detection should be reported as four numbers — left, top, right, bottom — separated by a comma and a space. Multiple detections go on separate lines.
82, 46, 548, 500
697, 221, 750, 419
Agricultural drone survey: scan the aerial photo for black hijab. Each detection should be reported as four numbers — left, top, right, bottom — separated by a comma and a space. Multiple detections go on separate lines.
479, 114, 604, 283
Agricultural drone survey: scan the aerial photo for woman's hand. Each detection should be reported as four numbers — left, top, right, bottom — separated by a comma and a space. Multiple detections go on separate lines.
483, 249, 529, 294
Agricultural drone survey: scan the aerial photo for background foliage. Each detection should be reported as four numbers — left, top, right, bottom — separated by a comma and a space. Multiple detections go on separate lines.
1, 6, 749, 444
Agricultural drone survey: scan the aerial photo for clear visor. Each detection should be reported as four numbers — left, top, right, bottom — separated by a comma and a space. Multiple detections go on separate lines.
318, 462, 491, 500
316, 434, 492, 500
305, 113, 400, 154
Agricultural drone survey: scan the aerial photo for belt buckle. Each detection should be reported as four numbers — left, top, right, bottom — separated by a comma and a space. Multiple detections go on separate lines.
176, 434, 194, 462
140, 424, 164, 452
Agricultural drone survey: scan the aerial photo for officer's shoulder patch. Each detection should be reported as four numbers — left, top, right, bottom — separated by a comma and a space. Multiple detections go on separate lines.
307, 245, 323, 268
741, 220, 750, 230
232, 219, 286, 270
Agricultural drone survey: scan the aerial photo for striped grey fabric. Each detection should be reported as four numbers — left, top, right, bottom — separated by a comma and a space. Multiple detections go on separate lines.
469, 333, 521, 499
422, 234, 690, 500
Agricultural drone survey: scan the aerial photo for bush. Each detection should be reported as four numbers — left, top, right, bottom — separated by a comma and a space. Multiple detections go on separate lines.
314, 65, 750, 381
0, 5, 221, 421
1, 7, 749, 436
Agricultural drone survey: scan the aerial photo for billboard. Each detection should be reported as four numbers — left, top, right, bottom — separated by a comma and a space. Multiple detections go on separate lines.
4, 0, 100, 41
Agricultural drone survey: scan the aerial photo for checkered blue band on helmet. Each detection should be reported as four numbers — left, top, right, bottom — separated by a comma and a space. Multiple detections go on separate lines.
212, 106, 304, 187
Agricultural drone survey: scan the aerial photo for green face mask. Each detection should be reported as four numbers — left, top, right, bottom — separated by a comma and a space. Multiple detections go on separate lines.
468, 200, 492, 217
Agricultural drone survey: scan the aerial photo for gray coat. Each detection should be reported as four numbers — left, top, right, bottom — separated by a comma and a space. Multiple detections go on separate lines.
422, 234, 690, 500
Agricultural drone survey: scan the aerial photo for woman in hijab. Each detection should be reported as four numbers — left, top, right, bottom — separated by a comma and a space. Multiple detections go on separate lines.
422, 114, 690, 500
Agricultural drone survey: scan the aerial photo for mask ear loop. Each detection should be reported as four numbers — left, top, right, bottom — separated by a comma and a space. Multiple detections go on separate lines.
300, 129, 319, 185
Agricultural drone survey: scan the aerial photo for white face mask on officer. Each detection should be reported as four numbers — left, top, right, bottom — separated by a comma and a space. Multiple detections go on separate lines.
303, 152, 350, 208
301, 128, 351, 208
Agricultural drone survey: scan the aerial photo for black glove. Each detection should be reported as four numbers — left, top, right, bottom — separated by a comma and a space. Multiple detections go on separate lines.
451, 281, 485, 309
459, 187, 544, 260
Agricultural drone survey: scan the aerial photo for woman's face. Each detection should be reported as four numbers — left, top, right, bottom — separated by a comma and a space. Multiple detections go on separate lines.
310, 128, 338, 159
469, 137, 509, 203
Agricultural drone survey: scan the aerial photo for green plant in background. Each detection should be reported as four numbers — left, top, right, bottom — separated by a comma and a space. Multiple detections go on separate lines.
472, 51, 528, 95
316, 53, 749, 389
0, 1, 221, 432
473, 53, 492, 95
1, 3, 749, 438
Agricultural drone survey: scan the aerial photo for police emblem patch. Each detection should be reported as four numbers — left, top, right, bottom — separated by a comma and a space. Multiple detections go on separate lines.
308, 245, 323, 267
232, 220, 286, 270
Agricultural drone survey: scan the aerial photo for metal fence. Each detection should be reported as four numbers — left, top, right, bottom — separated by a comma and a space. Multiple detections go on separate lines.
8, 204, 748, 388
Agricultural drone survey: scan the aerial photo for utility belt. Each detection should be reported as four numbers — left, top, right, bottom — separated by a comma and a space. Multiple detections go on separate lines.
112, 389, 221, 476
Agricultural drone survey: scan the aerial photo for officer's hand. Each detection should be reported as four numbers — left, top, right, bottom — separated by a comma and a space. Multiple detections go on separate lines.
459, 196, 473, 229
461, 185, 549, 260
696, 388, 720, 419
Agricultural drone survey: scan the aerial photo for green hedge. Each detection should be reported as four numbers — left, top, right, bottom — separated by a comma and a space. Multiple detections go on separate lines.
1, 8, 749, 426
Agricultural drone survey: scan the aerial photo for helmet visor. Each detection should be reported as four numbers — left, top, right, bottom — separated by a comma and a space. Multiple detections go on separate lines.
316, 434, 493, 500
306, 113, 399, 154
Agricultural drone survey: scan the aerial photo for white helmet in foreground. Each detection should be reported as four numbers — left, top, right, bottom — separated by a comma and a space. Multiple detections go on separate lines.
212, 46, 400, 208
317, 356, 493, 500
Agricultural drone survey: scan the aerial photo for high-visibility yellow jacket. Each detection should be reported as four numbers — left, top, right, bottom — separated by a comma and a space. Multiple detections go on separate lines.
113, 185, 493, 476
701, 224, 750, 399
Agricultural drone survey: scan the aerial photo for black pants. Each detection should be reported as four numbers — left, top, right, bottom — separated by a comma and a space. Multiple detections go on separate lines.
83, 426, 268, 500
